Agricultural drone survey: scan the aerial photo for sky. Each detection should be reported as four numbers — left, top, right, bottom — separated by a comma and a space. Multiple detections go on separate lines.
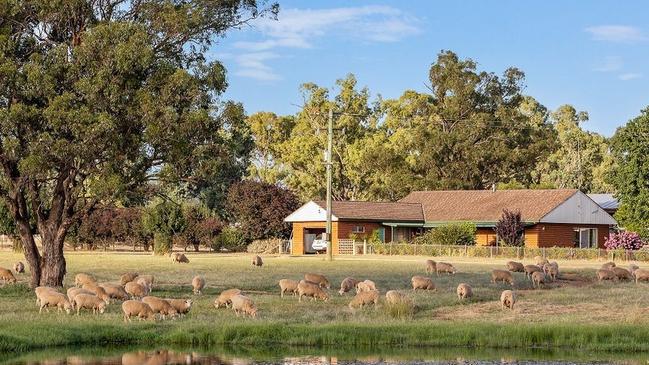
211, 1, 649, 137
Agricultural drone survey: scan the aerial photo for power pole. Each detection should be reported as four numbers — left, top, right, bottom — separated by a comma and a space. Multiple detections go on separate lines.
326, 108, 334, 261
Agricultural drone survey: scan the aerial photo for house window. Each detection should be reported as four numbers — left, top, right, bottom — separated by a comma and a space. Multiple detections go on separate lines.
352, 225, 365, 234
574, 228, 598, 248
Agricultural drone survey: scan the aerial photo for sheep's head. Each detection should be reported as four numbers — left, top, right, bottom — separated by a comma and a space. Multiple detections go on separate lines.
98, 302, 107, 314
249, 306, 258, 318
63, 301, 73, 314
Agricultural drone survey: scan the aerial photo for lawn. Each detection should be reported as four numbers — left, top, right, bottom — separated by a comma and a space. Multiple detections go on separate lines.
1, 251, 648, 354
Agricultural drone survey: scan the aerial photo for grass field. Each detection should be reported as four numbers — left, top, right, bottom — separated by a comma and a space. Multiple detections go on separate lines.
1, 251, 649, 355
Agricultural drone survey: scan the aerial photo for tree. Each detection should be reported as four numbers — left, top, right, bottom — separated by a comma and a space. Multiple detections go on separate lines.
0, 1, 278, 287
494, 209, 525, 246
226, 180, 300, 241
142, 198, 186, 255
609, 108, 649, 239
246, 112, 295, 184
181, 203, 223, 252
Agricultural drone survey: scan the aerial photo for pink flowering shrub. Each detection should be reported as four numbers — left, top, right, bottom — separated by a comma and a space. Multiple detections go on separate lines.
604, 231, 645, 250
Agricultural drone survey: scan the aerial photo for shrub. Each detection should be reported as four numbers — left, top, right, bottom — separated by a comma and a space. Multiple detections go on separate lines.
383, 298, 416, 320
213, 226, 247, 251
142, 199, 186, 255
415, 222, 476, 245
247, 238, 282, 254
494, 209, 525, 246
605, 231, 645, 250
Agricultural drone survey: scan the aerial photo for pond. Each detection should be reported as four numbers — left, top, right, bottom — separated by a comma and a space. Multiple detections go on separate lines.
3, 346, 649, 365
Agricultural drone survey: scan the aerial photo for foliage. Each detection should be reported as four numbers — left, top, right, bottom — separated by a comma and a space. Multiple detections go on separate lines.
181, 203, 223, 251
0, 201, 16, 237
494, 209, 525, 246
414, 222, 476, 246
212, 226, 247, 252
73, 206, 150, 250
610, 108, 649, 240
247, 238, 282, 254
604, 231, 645, 250
142, 199, 186, 255
226, 180, 300, 241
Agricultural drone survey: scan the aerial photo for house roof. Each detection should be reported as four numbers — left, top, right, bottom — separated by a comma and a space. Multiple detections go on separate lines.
587, 194, 619, 211
399, 189, 578, 223
313, 200, 424, 222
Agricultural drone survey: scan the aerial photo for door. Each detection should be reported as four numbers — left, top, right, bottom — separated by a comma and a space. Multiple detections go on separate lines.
304, 232, 317, 254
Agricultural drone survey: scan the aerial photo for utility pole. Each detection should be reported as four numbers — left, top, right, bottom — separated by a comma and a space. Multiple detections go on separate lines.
326, 108, 334, 261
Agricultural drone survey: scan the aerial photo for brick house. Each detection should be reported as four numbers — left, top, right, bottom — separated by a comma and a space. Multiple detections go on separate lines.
284, 189, 617, 255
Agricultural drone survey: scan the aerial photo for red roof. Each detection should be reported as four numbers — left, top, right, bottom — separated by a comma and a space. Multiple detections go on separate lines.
314, 200, 424, 222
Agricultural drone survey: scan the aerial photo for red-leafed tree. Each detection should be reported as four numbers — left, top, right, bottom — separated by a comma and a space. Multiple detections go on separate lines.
494, 209, 525, 246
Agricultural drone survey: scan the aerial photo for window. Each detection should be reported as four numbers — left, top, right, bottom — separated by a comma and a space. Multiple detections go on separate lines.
352, 225, 365, 234
574, 228, 598, 248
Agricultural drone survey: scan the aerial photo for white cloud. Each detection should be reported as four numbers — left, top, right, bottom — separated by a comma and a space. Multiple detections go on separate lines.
229, 5, 421, 80
593, 56, 623, 72
585, 25, 647, 43
618, 73, 642, 81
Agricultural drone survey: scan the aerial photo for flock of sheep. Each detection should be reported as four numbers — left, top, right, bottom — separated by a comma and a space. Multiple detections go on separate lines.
2, 253, 649, 322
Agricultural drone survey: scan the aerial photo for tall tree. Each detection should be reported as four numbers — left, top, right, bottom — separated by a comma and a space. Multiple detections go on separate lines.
246, 111, 295, 184
0, 0, 278, 287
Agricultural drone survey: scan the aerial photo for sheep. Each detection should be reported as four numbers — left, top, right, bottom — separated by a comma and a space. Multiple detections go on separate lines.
500, 290, 516, 310
355, 280, 377, 293
597, 269, 616, 282
0, 267, 17, 284
166, 299, 193, 315
601, 261, 616, 270
99, 283, 130, 301
524, 265, 542, 279
629, 264, 640, 275
279, 279, 300, 297
73, 293, 107, 315
411, 275, 436, 291
214, 288, 242, 308
231, 294, 258, 318
74, 273, 96, 287
192, 276, 205, 295
34, 286, 58, 306
506, 261, 524, 272
172, 252, 190, 264
425, 259, 436, 274
125, 281, 148, 299
304, 273, 331, 289
297, 280, 329, 302
612, 267, 633, 281
251, 255, 263, 267
122, 300, 155, 322
14, 262, 25, 274
456, 283, 473, 300
67, 287, 94, 303
120, 272, 139, 286
534, 256, 549, 267
136, 274, 154, 290
142, 296, 178, 319
531, 271, 547, 288
634, 269, 649, 283
81, 283, 111, 304
338, 277, 359, 295
38, 291, 73, 314
385, 290, 409, 305
348, 289, 379, 309
546, 265, 559, 281
436, 262, 456, 275
491, 270, 514, 286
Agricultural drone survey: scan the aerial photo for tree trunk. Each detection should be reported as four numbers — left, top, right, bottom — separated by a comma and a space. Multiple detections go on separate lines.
18, 228, 41, 289
38, 232, 67, 287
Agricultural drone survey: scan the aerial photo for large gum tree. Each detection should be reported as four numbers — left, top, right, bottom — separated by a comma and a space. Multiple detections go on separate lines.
0, 0, 277, 287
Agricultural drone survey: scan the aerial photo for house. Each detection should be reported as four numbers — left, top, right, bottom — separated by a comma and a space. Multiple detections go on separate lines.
284, 189, 617, 255
587, 194, 619, 216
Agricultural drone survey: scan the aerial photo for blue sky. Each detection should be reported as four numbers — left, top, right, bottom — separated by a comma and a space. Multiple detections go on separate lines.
212, 1, 649, 137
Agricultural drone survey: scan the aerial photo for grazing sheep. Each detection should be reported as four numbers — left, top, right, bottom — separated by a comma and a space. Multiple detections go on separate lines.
436, 262, 456, 275
38, 291, 73, 314
120, 272, 139, 286
338, 277, 359, 295
34, 286, 58, 306
385, 290, 409, 305
13, 262, 24, 274
297, 280, 329, 302
629, 264, 640, 275
279, 279, 299, 297
99, 284, 129, 301
411, 275, 436, 291
531, 271, 547, 288
0, 267, 17, 284
425, 259, 437, 274
534, 256, 549, 267
74, 273, 96, 287
601, 262, 616, 270
214, 288, 242, 308
122, 300, 155, 322
231, 294, 258, 318
634, 269, 649, 283
597, 269, 616, 282
67, 287, 94, 303
546, 265, 559, 281
172, 252, 190, 264
81, 283, 111, 304
491, 270, 514, 286
136, 274, 154, 290
500, 290, 516, 310
612, 267, 633, 281
125, 281, 148, 299
524, 265, 542, 279
506, 261, 524, 272
304, 273, 331, 289
355, 280, 377, 293
251, 255, 263, 267
192, 276, 205, 295
142, 296, 178, 319
348, 289, 379, 309
456, 283, 473, 300
73, 294, 107, 315
166, 299, 193, 315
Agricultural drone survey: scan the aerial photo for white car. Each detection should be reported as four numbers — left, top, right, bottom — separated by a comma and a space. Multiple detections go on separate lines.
312, 238, 328, 251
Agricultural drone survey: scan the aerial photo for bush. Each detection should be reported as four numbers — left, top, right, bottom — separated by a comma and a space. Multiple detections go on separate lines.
213, 227, 247, 252
247, 238, 282, 254
415, 222, 476, 245
153, 232, 172, 255
494, 209, 525, 246
605, 231, 645, 250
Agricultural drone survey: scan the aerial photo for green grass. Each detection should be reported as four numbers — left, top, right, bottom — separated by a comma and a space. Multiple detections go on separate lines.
0, 251, 648, 355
